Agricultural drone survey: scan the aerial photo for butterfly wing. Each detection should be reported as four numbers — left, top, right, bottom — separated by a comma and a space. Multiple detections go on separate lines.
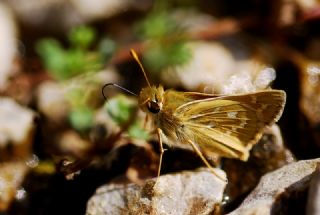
174, 90, 286, 161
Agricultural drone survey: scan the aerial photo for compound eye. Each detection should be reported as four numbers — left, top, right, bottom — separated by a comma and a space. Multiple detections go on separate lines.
147, 101, 160, 113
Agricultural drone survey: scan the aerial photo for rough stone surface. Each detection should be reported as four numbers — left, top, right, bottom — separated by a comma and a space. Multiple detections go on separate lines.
0, 162, 29, 211
86, 168, 227, 215
228, 158, 320, 215
37, 69, 119, 122
0, 97, 35, 160
70, 0, 131, 19
37, 81, 70, 122
161, 41, 276, 94
223, 125, 294, 202
6, 0, 131, 30
292, 59, 320, 158
300, 62, 320, 125
307, 163, 320, 215
0, 2, 17, 90
0, 98, 34, 144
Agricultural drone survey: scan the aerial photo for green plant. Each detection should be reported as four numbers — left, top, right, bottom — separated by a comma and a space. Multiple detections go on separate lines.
69, 106, 94, 131
104, 95, 149, 140
36, 26, 113, 81
135, 4, 192, 73
36, 26, 116, 131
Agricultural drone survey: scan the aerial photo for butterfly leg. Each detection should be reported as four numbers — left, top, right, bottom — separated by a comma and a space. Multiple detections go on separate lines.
143, 114, 149, 129
187, 140, 227, 182
156, 128, 165, 181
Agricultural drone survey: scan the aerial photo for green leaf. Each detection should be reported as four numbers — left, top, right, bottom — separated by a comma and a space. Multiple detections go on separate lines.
68, 26, 96, 49
136, 12, 177, 39
104, 95, 135, 125
143, 45, 167, 71
36, 39, 70, 80
69, 107, 94, 131
98, 38, 117, 62
36, 37, 103, 80
65, 88, 84, 107
128, 121, 150, 140
167, 42, 192, 65
143, 42, 192, 71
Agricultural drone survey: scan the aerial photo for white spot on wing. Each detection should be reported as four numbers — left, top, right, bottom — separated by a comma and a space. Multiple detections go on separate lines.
207, 122, 216, 128
227, 112, 238, 119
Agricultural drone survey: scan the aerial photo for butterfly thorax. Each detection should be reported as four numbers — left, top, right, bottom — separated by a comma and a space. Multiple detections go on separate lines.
138, 86, 186, 142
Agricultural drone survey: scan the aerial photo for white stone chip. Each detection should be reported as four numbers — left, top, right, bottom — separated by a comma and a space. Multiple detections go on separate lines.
86, 168, 227, 215
0, 97, 34, 146
0, 3, 18, 90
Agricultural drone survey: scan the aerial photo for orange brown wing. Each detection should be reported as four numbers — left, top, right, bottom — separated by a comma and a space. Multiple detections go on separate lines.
174, 90, 286, 160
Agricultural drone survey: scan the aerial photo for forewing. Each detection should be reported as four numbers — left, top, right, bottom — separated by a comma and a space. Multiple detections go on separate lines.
174, 90, 286, 161
163, 90, 221, 111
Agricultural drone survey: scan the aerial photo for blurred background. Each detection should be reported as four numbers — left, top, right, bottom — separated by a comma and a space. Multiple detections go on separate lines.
0, 0, 320, 214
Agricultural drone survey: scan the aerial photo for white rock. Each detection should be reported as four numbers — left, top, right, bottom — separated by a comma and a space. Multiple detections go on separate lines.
6, 0, 82, 29
36, 81, 70, 122
86, 168, 227, 215
254, 67, 276, 89
0, 97, 34, 147
70, 0, 131, 20
307, 164, 320, 215
228, 158, 320, 215
162, 42, 235, 92
37, 68, 119, 122
162, 41, 277, 94
0, 162, 29, 211
222, 64, 276, 94
0, 2, 17, 90
6, 0, 132, 30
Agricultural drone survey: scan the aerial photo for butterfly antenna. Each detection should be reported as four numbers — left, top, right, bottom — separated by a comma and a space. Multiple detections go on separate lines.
130, 49, 151, 88
102, 83, 137, 100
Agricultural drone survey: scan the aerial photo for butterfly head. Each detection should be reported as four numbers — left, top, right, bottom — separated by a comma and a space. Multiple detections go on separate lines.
130, 49, 164, 114
139, 85, 164, 114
